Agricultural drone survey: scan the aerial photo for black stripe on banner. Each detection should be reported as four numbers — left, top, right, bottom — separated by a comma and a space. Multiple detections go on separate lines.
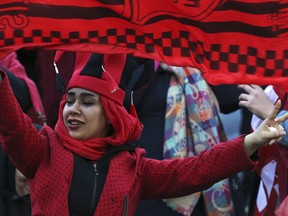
217, 1, 278, 14
1, 2, 281, 38
27, 4, 126, 20
145, 15, 275, 37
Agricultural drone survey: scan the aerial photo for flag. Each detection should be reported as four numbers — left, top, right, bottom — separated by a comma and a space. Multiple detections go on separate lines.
0, 0, 288, 89
254, 148, 279, 216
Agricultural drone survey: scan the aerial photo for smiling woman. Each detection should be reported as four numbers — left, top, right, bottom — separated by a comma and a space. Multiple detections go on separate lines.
63, 88, 109, 140
0, 52, 288, 216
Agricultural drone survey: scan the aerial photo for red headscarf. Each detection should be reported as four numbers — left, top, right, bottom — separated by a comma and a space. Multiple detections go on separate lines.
54, 52, 143, 160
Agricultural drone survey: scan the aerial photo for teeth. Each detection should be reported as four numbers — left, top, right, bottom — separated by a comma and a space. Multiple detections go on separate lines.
69, 120, 81, 125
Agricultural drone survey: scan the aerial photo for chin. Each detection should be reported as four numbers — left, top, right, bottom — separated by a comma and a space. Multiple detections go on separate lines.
69, 133, 81, 140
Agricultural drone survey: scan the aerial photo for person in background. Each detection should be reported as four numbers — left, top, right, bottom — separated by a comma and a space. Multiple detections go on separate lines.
33, 50, 74, 127
0, 52, 46, 125
0, 52, 287, 216
211, 83, 258, 216
134, 64, 246, 216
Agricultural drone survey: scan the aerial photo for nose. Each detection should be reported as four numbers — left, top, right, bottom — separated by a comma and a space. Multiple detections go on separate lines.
69, 101, 81, 115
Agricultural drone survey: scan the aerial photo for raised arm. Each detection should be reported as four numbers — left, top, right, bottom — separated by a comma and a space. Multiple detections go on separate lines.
0, 69, 47, 178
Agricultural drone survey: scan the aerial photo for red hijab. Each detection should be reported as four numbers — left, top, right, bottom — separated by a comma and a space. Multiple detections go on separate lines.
55, 93, 143, 160
54, 52, 143, 160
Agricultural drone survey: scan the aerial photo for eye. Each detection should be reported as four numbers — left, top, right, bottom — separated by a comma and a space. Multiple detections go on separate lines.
83, 101, 94, 106
66, 99, 75, 106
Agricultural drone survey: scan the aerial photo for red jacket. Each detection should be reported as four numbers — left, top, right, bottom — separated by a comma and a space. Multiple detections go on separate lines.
0, 71, 255, 215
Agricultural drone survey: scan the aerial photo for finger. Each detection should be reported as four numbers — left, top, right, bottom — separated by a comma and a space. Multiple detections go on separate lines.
269, 136, 284, 145
250, 84, 263, 91
273, 125, 285, 133
238, 84, 254, 93
269, 139, 277, 145
267, 131, 286, 145
267, 100, 281, 120
276, 136, 283, 143
238, 84, 248, 89
238, 93, 250, 101
239, 100, 250, 108
275, 112, 288, 124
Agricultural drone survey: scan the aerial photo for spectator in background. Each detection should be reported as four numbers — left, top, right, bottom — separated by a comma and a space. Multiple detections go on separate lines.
211, 84, 258, 216
0, 52, 46, 125
134, 64, 249, 216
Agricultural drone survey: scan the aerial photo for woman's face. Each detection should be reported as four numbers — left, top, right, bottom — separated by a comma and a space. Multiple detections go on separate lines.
63, 88, 110, 140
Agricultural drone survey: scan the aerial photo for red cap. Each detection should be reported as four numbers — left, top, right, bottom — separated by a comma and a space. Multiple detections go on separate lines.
56, 52, 127, 105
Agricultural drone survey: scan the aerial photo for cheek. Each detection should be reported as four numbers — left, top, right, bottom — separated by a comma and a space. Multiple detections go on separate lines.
94, 109, 108, 126
99, 115, 108, 126
62, 106, 69, 119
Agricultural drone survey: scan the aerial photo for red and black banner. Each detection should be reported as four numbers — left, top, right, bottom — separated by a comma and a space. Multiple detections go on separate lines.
1, 0, 288, 89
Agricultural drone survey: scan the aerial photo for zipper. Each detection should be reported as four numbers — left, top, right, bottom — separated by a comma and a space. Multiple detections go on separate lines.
93, 163, 99, 175
122, 195, 129, 216
88, 163, 99, 215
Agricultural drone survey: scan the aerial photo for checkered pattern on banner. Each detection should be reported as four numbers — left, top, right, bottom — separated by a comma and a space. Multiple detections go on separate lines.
205, 44, 288, 76
0, 29, 197, 56
1, 27, 288, 80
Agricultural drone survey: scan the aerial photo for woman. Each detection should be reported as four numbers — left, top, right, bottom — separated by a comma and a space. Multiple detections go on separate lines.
0, 52, 287, 216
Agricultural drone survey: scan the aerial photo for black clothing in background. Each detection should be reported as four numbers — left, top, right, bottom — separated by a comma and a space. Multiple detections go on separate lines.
1, 67, 32, 113
0, 150, 31, 216
210, 84, 245, 114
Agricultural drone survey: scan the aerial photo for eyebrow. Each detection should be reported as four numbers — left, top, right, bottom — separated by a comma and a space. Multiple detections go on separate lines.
67, 92, 97, 98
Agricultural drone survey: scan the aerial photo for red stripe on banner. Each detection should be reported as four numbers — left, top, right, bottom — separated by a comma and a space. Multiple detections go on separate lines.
0, 0, 288, 89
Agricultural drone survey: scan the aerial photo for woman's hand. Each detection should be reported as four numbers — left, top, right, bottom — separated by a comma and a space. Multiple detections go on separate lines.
243, 100, 288, 156
238, 84, 274, 120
